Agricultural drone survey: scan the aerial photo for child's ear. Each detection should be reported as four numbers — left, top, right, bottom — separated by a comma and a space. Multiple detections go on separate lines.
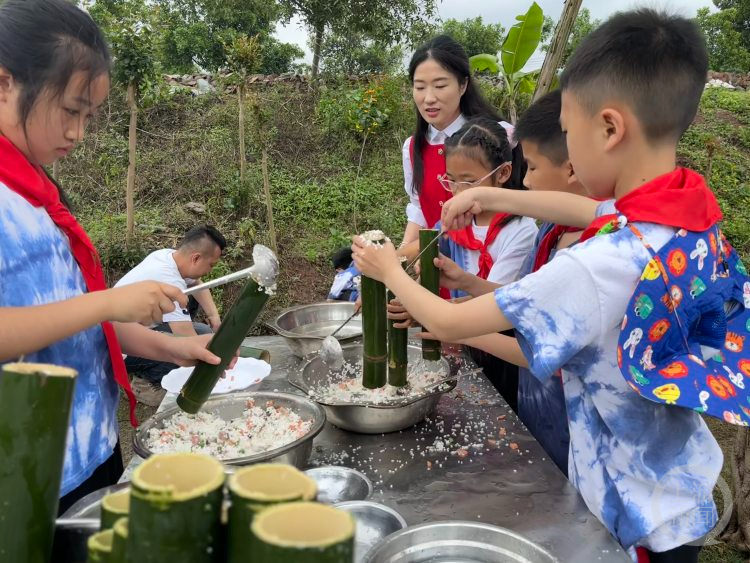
565, 160, 578, 185
0, 66, 14, 102
599, 107, 626, 152
495, 163, 512, 186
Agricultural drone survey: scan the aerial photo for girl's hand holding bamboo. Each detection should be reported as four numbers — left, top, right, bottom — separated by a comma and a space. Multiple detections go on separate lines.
350, 236, 400, 283
387, 297, 414, 329
105, 281, 187, 325
432, 255, 471, 291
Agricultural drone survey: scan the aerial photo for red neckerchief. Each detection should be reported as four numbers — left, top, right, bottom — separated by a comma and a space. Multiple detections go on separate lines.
532, 225, 582, 272
580, 168, 723, 241
447, 213, 511, 279
0, 136, 138, 427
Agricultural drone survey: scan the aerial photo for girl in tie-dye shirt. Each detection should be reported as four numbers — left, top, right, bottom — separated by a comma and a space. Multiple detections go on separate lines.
0, 0, 224, 513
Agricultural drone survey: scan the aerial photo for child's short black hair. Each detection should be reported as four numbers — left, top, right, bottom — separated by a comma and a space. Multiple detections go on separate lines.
515, 90, 567, 166
560, 9, 708, 143
332, 247, 353, 270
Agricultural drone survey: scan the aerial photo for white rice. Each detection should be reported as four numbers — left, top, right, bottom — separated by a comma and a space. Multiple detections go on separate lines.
146, 398, 312, 459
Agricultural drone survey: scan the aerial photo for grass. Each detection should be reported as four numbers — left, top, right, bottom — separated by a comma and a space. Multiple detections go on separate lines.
89, 83, 750, 560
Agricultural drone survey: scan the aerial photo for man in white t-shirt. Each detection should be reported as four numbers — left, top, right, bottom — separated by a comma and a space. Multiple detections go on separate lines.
115, 225, 226, 400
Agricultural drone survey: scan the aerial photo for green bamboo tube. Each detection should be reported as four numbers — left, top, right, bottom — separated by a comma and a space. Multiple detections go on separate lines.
227, 464, 317, 563
362, 274, 387, 389
240, 345, 271, 363
178, 276, 271, 414
110, 518, 128, 563
0, 363, 77, 563
419, 229, 441, 361
127, 453, 225, 562
101, 489, 130, 530
387, 261, 408, 386
87, 529, 114, 563
250, 502, 355, 563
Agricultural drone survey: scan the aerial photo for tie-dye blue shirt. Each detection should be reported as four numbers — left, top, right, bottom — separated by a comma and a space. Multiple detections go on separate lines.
0, 185, 119, 496
494, 218, 723, 556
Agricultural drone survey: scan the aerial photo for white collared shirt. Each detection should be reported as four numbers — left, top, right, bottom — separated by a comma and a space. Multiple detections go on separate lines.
402, 114, 467, 227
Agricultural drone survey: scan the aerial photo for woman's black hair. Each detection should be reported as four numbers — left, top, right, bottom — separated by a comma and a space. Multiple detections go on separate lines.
445, 116, 525, 227
0, 0, 110, 208
407, 35, 526, 194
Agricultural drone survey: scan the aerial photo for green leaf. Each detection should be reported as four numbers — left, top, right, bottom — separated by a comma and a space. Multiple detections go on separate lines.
469, 53, 500, 74
500, 2, 544, 75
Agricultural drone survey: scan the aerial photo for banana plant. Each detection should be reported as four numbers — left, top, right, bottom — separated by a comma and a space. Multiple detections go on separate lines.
469, 2, 544, 122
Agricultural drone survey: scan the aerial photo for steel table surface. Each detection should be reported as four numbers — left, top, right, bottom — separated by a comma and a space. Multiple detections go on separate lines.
123, 335, 629, 562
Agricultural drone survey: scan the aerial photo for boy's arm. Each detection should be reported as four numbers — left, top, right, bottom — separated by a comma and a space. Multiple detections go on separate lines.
461, 275, 501, 297
442, 187, 599, 231
419, 331, 529, 367
382, 266, 512, 342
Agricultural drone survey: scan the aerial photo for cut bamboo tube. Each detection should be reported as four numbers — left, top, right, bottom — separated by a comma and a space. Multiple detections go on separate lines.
387, 260, 408, 386
239, 345, 271, 363
419, 229, 441, 360
227, 464, 317, 563
128, 453, 225, 562
178, 276, 271, 413
362, 272, 387, 389
110, 518, 128, 563
87, 529, 114, 562
0, 363, 77, 563
100, 489, 130, 530
250, 502, 355, 563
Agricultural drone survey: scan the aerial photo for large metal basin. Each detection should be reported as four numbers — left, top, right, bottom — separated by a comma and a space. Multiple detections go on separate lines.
267, 301, 362, 357
289, 344, 456, 434
132, 391, 326, 467
363, 521, 560, 563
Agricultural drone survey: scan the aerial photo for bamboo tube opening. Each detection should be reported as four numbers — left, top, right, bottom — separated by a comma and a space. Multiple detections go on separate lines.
252, 502, 354, 547
88, 529, 114, 551
3, 363, 77, 377
102, 489, 130, 514
113, 517, 129, 539
230, 464, 316, 501
132, 453, 224, 501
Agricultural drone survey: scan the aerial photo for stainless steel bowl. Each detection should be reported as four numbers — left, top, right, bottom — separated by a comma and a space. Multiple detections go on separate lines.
363, 521, 560, 563
305, 466, 373, 503
289, 344, 456, 434
132, 391, 326, 467
267, 302, 362, 357
335, 501, 407, 563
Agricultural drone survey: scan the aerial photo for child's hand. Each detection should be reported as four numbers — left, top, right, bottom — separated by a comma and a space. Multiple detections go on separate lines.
166, 334, 239, 378
106, 281, 187, 325
387, 298, 414, 329
351, 236, 399, 283
434, 255, 468, 291
441, 188, 484, 231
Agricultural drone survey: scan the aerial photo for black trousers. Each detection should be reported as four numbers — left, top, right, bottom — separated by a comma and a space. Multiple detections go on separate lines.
57, 441, 124, 516
467, 329, 519, 412
644, 544, 701, 563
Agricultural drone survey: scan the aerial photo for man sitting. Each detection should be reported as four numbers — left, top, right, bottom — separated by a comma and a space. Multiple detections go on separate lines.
115, 224, 226, 405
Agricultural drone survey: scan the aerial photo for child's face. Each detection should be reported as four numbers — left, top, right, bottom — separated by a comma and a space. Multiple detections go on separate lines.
521, 140, 575, 192
443, 152, 511, 195
412, 58, 466, 131
0, 69, 109, 166
560, 91, 617, 199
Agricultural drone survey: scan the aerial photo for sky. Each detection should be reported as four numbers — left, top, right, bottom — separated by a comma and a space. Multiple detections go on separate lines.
273, 0, 716, 68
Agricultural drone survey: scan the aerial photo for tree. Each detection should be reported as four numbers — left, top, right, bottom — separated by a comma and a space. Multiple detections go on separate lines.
541, 7, 599, 68
534, 0, 582, 101
713, 0, 750, 52
698, 6, 750, 72
439, 17, 505, 58
279, 0, 437, 78
154, 0, 299, 73
90, 0, 157, 244
320, 31, 403, 75
470, 2, 545, 122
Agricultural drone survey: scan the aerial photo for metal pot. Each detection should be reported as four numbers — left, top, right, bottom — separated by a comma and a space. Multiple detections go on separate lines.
266, 302, 362, 357
132, 391, 326, 467
289, 344, 456, 434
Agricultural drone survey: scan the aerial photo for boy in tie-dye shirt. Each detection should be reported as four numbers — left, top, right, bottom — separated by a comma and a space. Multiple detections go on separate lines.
353, 10, 725, 562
